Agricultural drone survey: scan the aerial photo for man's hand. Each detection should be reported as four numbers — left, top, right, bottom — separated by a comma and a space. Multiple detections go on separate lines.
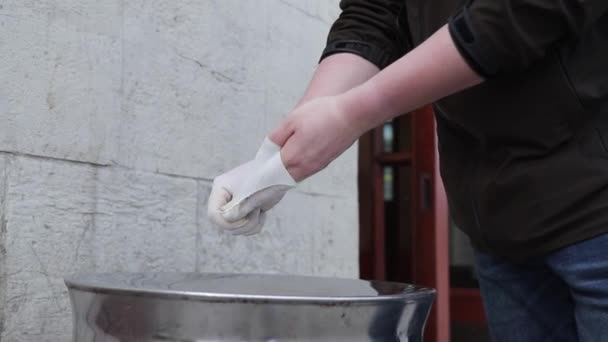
269, 96, 366, 182
270, 25, 483, 183
207, 54, 378, 236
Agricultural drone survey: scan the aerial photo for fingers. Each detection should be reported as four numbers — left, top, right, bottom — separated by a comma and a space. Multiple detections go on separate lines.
268, 119, 294, 147
220, 191, 268, 222
216, 188, 285, 236
280, 146, 308, 182
227, 208, 264, 236
208, 185, 273, 236
209, 184, 231, 206
230, 210, 266, 236
208, 186, 264, 234
208, 186, 249, 230
221, 185, 289, 223
220, 196, 258, 223
208, 132, 298, 236
208, 186, 230, 223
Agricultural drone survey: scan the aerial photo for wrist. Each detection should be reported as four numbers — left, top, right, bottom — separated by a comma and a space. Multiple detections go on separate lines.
337, 81, 390, 134
296, 53, 380, 109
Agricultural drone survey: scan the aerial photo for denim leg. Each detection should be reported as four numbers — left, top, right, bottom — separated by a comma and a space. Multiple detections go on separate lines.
546, 233, 608, 342
474, 251, 578, 342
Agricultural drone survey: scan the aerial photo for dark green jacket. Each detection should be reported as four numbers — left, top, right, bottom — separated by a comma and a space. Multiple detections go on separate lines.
322, 0, 608, 260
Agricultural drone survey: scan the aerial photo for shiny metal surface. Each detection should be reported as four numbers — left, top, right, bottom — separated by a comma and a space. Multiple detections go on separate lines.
66, 273, 435, 342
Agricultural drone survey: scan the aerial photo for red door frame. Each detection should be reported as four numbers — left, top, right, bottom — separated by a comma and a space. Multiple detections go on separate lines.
358, 105, 450, 342
411, 106, 450, 342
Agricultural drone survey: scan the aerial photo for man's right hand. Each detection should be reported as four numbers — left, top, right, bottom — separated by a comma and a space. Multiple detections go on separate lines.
269, 95, 366, 182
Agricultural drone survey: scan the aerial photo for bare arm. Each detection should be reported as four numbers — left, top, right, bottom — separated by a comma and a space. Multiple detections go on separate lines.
341, 25, 483, 133
295, 53, 379, 107
271, 24, 482, 181
299, 0, 407, 104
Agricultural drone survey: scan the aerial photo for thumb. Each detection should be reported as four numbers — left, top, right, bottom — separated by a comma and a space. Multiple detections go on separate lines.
268, 119, 294, 147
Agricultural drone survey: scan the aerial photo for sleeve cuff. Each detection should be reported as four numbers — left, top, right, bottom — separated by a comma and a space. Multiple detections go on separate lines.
448, 9, 498, 79
320, 40, 398, 70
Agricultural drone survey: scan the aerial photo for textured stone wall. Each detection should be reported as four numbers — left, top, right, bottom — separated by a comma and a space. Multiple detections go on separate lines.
0, 1, 359, 340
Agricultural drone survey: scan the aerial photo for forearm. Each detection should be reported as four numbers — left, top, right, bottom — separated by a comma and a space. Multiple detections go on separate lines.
296, 53, 380, 107
341, 25, 483, 132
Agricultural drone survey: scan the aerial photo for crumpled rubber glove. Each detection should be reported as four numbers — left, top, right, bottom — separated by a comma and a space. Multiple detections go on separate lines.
207, 137, 296, 235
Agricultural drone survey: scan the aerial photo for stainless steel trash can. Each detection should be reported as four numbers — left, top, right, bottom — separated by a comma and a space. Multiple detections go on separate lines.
65, 273, 435, 341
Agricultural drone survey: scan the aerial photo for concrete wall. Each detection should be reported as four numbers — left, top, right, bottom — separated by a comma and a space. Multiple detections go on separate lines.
0, 1, 359, 340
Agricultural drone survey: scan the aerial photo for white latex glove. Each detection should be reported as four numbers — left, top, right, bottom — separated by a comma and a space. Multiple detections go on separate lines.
207, 137, 296, 235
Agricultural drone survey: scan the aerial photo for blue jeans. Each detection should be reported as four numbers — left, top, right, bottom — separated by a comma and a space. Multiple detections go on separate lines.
475, 233, 608, 342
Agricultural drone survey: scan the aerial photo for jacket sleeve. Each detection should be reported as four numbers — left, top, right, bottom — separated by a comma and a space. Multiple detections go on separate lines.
449, 0, 608, 78
321, 0, 410, 69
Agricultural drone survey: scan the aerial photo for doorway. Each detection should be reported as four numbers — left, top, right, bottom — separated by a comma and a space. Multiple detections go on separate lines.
358, 105, 490, 342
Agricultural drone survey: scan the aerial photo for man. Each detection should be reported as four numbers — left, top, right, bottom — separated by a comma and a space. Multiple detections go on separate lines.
209, 1, 608, 341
